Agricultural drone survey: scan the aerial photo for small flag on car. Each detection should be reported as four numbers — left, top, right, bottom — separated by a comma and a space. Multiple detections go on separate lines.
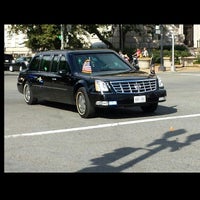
82, 58, 92, 73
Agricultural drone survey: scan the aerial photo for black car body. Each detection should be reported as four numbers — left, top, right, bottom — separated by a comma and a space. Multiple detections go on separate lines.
17, 49, 167, 118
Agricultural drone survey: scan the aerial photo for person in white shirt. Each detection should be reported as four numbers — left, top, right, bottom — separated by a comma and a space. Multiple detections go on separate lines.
142, 47, 149, 57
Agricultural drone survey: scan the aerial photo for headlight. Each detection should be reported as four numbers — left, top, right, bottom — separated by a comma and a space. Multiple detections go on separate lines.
157, 76, 164, 88
95, 80, 109, 92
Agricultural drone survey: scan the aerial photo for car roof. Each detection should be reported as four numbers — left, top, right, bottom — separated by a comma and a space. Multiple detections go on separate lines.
34, 49, 116, 56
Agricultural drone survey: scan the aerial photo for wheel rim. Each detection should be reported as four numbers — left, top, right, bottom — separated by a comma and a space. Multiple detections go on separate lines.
9, 66, 13, 71
77, 92, 86, 115
24, 84, 30, 102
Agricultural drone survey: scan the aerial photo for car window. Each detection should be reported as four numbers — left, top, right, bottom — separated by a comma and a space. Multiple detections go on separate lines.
74, 52, 131, 74
58, 55, 70, 72
51, 55, 59, 72
29, 56, 40, 71
40, 55, 51, 72
4, 54, 14, 63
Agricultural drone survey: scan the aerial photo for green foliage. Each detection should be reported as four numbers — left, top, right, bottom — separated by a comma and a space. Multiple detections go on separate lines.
8, 24, 157, 53
9, 24, 61, 52
194, 55, 200, 64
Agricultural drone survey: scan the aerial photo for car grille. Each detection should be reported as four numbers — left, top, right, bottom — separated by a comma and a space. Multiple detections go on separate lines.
110, 79, 157, 94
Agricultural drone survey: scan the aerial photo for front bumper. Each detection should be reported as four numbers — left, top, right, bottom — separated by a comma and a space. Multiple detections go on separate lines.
90, 89, 167, 107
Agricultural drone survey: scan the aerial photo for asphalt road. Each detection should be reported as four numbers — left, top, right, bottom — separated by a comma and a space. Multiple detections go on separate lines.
4, 70, 200, 172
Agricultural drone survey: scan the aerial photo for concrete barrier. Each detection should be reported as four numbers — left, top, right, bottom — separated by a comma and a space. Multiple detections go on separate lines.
138, 57, 151, 69
163, 57, 171, 68
179, 56, 196, 66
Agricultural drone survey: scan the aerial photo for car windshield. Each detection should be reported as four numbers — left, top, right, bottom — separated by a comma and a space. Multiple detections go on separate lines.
16, 57, 32, 62
73, 52, 132, 75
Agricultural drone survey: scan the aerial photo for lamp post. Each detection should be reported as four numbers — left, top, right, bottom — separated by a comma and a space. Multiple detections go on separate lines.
171, 33, 176, 72
66, 24, 71, 48
119, 24, 123, 52
158, 24, 166, 71
61, 24, 64, 50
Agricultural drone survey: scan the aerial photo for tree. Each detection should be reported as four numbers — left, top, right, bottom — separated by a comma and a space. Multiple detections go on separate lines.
8, 24, 61, 52
8, 24, 158, 52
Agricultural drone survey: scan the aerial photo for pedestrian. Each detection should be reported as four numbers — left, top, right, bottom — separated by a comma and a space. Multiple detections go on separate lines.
132, 48, 141, 67
149, 53, 155, 75
142, 47, 149, 57
133, 48, 142, 58
124, 54, 130, 63
119, 50, 125, 59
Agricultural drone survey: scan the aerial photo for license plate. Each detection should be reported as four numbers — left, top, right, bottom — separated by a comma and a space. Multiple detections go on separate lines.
134, 95, 146, 103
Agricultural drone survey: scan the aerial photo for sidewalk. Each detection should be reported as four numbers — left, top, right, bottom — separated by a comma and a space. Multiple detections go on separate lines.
142, 64, 200, 73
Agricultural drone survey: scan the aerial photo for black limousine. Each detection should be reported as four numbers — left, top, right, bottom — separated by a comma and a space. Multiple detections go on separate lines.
17, 49, 167, 118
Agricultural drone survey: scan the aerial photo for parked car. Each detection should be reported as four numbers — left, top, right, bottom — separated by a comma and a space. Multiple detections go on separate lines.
4, 53, 15, 71
8, 56, 32, 72
17, 49, 167, 118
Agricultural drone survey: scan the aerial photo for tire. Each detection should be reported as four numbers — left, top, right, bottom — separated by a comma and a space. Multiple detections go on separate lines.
9, 65, 14, 72
141, 103, 158, 113
21, 62, 26, 71
75, 87, 95, 118
23, 82, 37, 105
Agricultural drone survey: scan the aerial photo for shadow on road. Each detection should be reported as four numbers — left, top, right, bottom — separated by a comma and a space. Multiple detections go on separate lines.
38, 101, 177, 119
77, 129, 200, 172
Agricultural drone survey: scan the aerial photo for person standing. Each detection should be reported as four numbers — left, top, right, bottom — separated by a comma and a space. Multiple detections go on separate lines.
119, 50, 125, 58
142, 47, 149, 57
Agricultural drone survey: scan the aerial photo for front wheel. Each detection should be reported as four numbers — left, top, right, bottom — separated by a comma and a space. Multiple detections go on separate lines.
140, 103, 158, 113
75, 87, 95, 118
23, 82, 37, 105
9, 65, 14, 72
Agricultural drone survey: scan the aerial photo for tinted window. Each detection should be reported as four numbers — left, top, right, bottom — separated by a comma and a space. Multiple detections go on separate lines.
4, 54, 14, 63
73, 52, 131, 74
51, 55, 59, 72
58, 55, 70, 72
40, 55, 51, 72
29, 56, 40, 71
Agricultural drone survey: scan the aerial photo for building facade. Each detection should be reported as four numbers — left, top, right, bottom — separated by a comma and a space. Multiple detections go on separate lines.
4, 24, 32, 57
110, 24, 200, 50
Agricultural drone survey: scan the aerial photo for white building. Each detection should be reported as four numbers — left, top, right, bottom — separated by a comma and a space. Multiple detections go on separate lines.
110, 24, 200, 50
4, 24, 32, 57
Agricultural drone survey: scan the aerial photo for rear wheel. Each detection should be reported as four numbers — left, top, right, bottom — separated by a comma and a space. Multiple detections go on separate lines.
141, 103, 158, 113
23, 82, 37, 105
75, 87, 95, 118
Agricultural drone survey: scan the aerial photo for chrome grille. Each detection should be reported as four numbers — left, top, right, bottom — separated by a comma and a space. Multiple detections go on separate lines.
110, 79, 157, 94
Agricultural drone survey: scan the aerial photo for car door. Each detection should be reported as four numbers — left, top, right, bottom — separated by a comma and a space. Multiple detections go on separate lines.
37, 54, 53, 101
50, 54, 74, 104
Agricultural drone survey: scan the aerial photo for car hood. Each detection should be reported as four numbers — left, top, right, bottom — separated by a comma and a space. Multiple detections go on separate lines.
91, 70, 157, 81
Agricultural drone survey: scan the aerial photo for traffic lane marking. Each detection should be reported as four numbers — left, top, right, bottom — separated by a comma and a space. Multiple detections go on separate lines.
5, 113, 200, 139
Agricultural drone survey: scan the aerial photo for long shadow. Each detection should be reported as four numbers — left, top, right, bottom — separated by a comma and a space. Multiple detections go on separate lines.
36, 100, 177, 119
77, 130, 200, 172
39, 100, 77, 113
